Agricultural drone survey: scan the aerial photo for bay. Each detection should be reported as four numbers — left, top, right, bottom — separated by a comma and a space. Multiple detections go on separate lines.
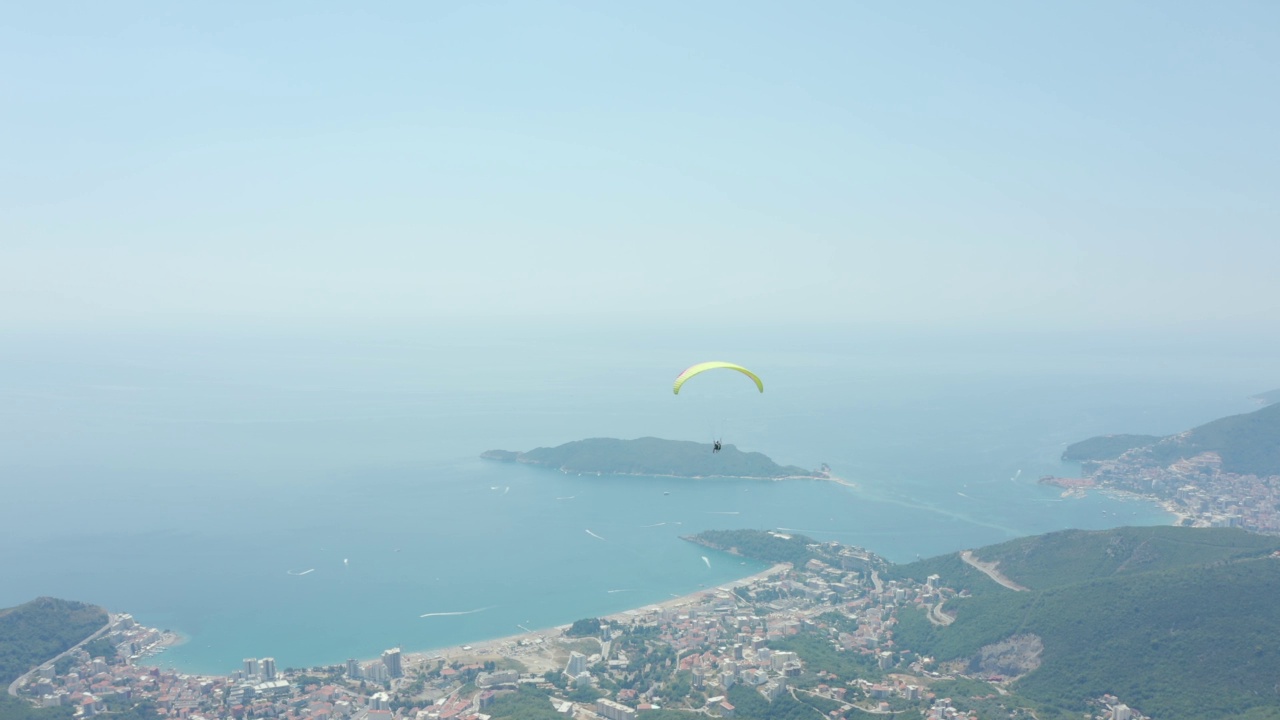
0, 326, 1271, 675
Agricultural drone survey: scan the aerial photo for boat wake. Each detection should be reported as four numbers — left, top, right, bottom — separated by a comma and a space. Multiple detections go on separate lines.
701, 556, 711, 569
585, 529, 606, 541
606, 589, 634, 594
286, 569, 315, 576
420, 606, 495, 619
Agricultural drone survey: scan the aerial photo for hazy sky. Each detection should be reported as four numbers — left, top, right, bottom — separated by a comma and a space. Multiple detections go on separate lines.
4, 2, 1278, 333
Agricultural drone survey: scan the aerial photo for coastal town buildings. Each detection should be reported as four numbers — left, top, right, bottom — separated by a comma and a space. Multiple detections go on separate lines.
1045, 449, 1280, 534
12, 539, 1149, 720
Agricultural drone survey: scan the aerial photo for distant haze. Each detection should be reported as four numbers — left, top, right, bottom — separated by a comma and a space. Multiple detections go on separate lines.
3, 3, 1279, 334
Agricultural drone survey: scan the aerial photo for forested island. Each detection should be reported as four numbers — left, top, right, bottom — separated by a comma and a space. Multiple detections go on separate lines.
481, 437, 828, 480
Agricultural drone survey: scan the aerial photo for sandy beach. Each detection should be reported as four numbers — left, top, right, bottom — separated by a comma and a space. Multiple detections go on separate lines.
403, 562, 790, 674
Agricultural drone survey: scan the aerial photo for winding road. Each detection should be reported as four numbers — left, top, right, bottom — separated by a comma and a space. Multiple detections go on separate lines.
960, 550, 1029, 592
7, 613, 117, 698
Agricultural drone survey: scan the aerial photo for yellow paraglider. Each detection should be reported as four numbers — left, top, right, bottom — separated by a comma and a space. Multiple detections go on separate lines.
672, 362, 764, 395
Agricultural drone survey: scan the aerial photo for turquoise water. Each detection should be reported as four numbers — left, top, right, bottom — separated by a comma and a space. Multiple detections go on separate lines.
0, 327, 1272, 675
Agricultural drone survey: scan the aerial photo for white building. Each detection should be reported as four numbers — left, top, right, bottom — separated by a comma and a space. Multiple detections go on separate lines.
253, 679, 291, 699
596, 697, 637, 720
382, 648, 403, 678
769, 652, 797, 671
261, 657, 277, 681
565, 651, 587, 676
363, 661, 389, 684
243, 658, 259, 679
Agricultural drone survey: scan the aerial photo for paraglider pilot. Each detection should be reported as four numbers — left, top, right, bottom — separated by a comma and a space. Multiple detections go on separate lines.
713, 440, 722, 453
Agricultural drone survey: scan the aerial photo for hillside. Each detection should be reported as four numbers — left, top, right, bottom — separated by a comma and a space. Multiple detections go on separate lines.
1251, 388, 1280, 405
892, 526, 1280, 593
684, 529, 821, 567
1060, 433, 1163, 462
1142, 401, 1280, 476
1068, 401, 1280, 477
1, 597, 108, 688
481, 437, 823, 479
889, 527, 1280, 720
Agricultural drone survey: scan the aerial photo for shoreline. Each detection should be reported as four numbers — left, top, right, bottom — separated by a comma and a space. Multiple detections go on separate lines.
140, 563, 791, 680
531, 465, 857, 490
399, 562, 790, 672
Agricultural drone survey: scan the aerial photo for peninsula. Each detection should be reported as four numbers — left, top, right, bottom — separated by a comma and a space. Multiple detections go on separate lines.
1050, 396, 1280, 533
481, 436, 829, 480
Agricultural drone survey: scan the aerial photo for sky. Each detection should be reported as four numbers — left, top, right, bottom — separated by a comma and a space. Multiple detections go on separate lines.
3, 2, 1278, 335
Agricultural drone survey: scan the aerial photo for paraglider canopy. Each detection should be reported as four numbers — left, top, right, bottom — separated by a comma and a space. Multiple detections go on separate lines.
672, 362, 764, 395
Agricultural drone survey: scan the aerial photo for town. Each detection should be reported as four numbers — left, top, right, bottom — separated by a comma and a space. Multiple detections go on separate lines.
1043, 449, 1280, 535
12, 535, 1148, 720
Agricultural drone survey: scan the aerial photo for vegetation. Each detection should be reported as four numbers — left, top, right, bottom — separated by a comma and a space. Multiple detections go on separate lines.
565, 618, 604, 638
889, 527, 1280, 720
481, 437, 819, 479
1142, 401, 1280, 476
0, 597, 108, 686
0, 695, 75, 720
814, 610, 859, 634
723, 683, 843, 720
1250, 389, 1280, 405
1061, 434, 1164, 462
770, 631, 881, 682
685, 529, 819, 567
83, 637, 116, 659
891, 526, 1280, 594
985, 526, 1280, 587
883, 550, 999, 598
484, 685, 564, 720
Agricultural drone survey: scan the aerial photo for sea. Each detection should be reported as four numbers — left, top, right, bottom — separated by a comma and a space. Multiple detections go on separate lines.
0, 323, 1274, 676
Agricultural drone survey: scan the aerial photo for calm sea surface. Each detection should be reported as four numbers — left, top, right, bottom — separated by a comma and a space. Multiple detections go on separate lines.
0, 327, 1272, 675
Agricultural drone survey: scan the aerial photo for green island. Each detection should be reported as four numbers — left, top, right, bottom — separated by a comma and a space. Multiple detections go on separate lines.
481, 437, 828, 480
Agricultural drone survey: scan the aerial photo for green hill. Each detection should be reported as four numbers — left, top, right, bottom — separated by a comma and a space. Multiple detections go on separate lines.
1142, 401, 1280, 476
1251, 389, 1280, 405
1, 597, 108, 687
946, 526, 1276, 591
684, 529, 821, 567
1061, 434, 1164, 462
1067, 401, 1280, 476
481, 437, 821, 479
889, 527, 1280, 720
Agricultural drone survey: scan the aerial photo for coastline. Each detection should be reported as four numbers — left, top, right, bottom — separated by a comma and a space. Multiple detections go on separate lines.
399, 562, 791, 673
139, 562, 791, 680
536, 464, 855, 489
